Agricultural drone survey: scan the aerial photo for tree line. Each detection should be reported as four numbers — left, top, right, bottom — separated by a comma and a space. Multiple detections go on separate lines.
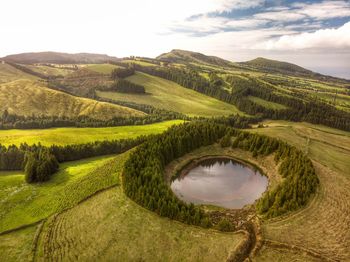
0, 108, 185, 130
123, 121, 229, 227
123, 121, 319, 229
99, 79, 145, 94
111, 66, 135, 79
131, 64, 350, 131
228, 76, 350, 130
230, 131, 319, 217
0, 136, 146, 182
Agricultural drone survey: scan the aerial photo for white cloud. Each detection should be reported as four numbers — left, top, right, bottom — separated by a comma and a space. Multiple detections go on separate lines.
256, 22, 350, 50
294, 1, 350, 20
254, 10, 306, 22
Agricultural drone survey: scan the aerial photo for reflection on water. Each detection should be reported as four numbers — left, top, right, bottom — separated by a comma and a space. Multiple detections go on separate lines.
171, 158, 268, 209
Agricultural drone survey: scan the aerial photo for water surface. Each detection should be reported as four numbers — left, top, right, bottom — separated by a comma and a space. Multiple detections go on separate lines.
171, 158, 268, 209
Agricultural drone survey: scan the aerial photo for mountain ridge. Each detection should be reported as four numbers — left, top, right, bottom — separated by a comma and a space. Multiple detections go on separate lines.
2, 51, 120, 64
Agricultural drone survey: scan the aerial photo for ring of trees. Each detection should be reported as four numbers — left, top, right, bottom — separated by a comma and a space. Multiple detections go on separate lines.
123, 121, 319, 229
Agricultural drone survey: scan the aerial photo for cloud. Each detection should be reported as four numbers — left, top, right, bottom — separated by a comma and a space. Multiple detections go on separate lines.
293, 1, 350, 20
253, 1, 350, 23
256, 21, 350, 50
254, 10, 306, 22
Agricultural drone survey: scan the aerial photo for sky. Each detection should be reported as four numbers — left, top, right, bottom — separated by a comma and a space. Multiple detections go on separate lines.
0, 0, 350, 78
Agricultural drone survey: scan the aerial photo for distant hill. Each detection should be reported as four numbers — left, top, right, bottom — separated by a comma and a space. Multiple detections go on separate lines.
0, 79, 145, 119
2, 52, 119, 64
242, 57, 313, 76
156, 49, 235, 67
0, 63, 145, 119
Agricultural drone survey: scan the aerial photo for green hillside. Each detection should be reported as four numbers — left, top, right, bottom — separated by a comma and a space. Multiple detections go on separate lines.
2, 51, 119, 64
0, 79, 145, 119
0, 154, 123, 232
97, 72, 245, 117
0, 63, 146, 119
83, 63, 121, 74
0, 120, 183, 146
243, 57, 314, 76
157, 49, 235, 67
0, 63, 36, 83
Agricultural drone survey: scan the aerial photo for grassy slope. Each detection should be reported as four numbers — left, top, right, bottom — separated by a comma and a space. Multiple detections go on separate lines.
248, 96, 287, 110
249, 121, 350, 261
253, 245, 319, 262
83, 63, 121, 74
0, 79, 145, 119
23, 64, 74, 77
0, 145, 243, 262
0, 120, 184, 146
0, 153, 127, 232
37, 187, 243, 261
97, 72, 245, 117
0, 224, 39, 262
0, 63, 146, 119
0, 63, 36, 83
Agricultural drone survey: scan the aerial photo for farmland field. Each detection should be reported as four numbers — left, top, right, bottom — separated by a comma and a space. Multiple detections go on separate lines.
97, 72, 245, 117
0, 119, 184, 146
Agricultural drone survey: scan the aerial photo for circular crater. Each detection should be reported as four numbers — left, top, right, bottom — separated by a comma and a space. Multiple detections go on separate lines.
171, 157, 268, 209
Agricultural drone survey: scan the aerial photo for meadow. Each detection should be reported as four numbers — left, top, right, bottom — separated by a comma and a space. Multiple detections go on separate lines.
249, 120, 350, 261
0, 153, 128, 233
247, 96, 287, 110
83, 63, 121, 74
0, 119, 183, 146
0, 148, 245, 262
97, 72, 245, 117
0, 79, 145, 119
36, 183, 243, 261
23, 64, 74, 77
0, 63, 36, 83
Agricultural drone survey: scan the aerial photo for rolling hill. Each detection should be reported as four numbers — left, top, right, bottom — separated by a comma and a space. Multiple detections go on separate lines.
0, 79, 145, 119
2, 51, 119, 64
0, 63, 36, 83
157, 49, 235, 67
97, 72, 245, 117
242, 57, 314, 76
0, 62, 145, 119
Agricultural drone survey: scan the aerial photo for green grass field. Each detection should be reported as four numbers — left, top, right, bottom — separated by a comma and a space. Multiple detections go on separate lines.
0, 63, 146, 119
0, 224, 39, 262
248, 96, 287, 110
97, 72, 246, 117
0, 153, 128, 233
36, 187, 243, 261
0, 79, 145, 119
0, 145, 244, 262
0, 63, 36, 83
83, 63, 121, 74
0, 120, 184, 146
23, 64, 74, 77
249, 120, 350, 261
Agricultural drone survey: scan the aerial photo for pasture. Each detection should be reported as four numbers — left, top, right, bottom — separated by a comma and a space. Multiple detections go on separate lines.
97, 72, 245, 117
0, 153, 128, 233
36, 183, 243, 261
0, 79, 145, 119
249, 120, 350, 261
0, 120, 184, 146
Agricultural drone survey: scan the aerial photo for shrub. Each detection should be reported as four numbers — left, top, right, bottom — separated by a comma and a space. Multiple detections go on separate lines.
216, 218, 235, 232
